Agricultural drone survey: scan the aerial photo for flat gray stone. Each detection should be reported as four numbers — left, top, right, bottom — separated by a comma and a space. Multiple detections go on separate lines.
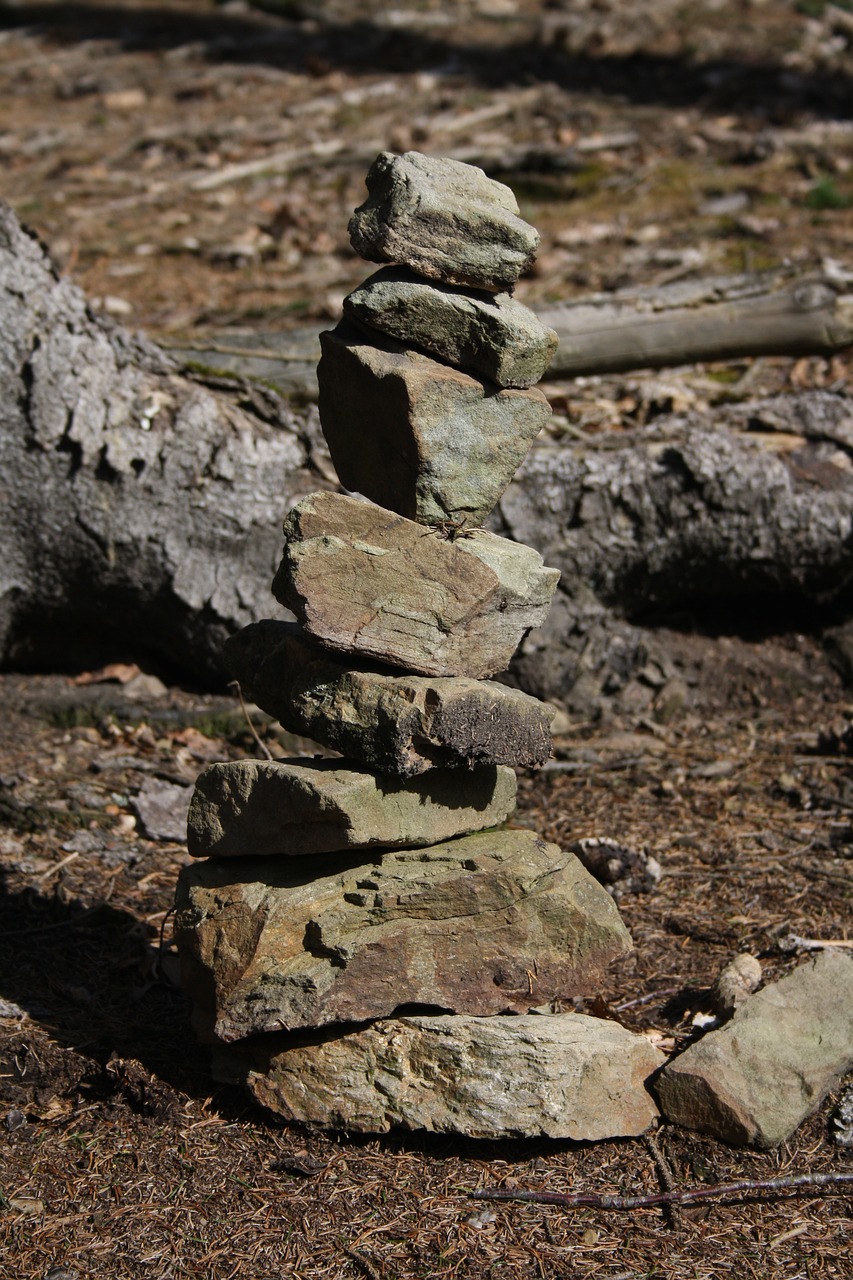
225, 620, 552, 778
656, 950, 853, 1147
187, 757, 517, 858
348, 151, 539, 292
318, 322, 550, 525
214, 1013, 663, 1139
175, 827, 634, 1041
343, 268, 558, 389
273, 491, 560, 679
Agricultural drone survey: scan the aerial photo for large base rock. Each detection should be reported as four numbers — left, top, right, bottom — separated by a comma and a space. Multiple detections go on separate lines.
187, 757, 517, 858
174, 828, 633, 1042
214, 1013, 664, 1139
273, 491, 560, 678
225, 621, 553, 777
343, 268, 558, 389
348, 151, 538, 292
318, 322, 550, 525
656, 950, 853, 1148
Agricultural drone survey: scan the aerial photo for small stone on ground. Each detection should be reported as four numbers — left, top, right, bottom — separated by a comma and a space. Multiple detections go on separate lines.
656, 949, 853, 1147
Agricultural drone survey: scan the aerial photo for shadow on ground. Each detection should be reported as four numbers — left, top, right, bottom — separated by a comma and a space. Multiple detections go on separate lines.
1, 2, 850, 119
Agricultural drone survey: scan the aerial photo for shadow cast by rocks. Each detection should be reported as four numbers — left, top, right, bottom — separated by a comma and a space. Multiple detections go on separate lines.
0, 868, 211, 1097
0, 2, 849, 120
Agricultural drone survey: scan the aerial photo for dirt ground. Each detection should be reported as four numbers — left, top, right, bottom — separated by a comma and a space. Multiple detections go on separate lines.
1, 2, 852, 1278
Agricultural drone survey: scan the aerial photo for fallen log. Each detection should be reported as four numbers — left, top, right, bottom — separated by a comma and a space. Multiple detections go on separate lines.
2, 201, 852, 707
164, 266, 853, 400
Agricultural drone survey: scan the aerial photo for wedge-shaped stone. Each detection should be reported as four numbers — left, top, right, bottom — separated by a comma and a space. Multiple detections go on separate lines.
656, 950, 853, 1148
214, 1013, 663, 1139
343, 268, 558, 389
187, 758, 516, 859
174, 828, 633, 1042
348, 151, 538, 291
225, 621, 552, 777
318, 322, 550, 524
273, 492, 560, 679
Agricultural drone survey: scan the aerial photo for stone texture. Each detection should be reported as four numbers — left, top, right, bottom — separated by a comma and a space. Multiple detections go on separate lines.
711, 952, 763, 1017
656, 950, 853, 1148
273, 491, 560, 679
174, 827, 634, 1041
348, 151, 538, 292
343, 268, 558, 389
225, 620, 552, 778
318, 322, 550, 525
186, 757, 517, 858
214, 1013, 663, 1139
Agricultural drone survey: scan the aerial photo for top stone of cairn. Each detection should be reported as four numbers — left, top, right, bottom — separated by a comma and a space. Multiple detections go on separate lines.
348, 151, 539, 293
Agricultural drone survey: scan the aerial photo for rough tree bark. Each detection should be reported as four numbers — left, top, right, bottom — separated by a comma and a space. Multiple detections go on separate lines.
0, 203, 324, 682
2, 201, 852, 704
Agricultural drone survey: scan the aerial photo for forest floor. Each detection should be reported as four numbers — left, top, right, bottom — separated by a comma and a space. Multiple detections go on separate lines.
1, 1, 852, 1278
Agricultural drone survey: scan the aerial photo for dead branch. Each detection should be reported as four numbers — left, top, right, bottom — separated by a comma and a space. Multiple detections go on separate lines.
164, 266, 853, 399
469, 1170, 853, 1212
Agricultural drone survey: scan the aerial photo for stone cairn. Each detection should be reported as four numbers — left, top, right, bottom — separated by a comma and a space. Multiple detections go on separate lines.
175, 152, 665, 1141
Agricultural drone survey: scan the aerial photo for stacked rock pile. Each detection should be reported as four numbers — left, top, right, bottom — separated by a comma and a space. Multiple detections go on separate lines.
175, 153, 665, 1140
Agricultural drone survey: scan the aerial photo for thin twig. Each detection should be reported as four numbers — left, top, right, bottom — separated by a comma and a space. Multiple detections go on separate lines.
644, 1131, 680, 1226
229, 680, 274, 761
469, 1171, 853, 1211
340, 1244, 383, 1280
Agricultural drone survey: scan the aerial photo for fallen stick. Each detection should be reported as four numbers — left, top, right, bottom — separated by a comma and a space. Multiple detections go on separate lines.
469, 1170, 853, 1212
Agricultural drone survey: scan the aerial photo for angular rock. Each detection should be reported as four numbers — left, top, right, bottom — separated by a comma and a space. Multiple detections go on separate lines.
318, 321, 550, 525
225, 620, 552, 778
343, 268, 558, 389
214, 1013, 663, 1139
348, 151, 539, 292
656, 950, 853, 1148
273, 491, 560, 679
174, 827, 634, 1041
187, 757, 517, 858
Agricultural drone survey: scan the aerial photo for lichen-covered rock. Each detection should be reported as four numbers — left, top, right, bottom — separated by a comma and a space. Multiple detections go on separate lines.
273, 492, 560, 678
225, 621, 552, 777
214, 1013, 663, 1139
343, 268, 558, 389
174, 827, 633, 1041
318, 322, 550, 525
187, 757, 516, 858
656, 950, 853, 1147
348, 151, 538, 291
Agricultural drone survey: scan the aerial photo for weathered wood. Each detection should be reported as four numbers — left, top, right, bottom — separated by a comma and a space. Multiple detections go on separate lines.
164, 267, 853, 398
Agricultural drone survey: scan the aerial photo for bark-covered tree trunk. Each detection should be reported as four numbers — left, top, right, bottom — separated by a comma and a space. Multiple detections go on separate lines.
2, 201, 852, 705
0, 202, 324, 682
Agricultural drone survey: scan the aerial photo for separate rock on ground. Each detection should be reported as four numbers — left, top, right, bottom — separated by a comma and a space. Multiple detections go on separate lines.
656, 949, 853, 1147
318, 322, 550, 525
711, 952, 763, 1017
214, 1012, 663, 1139
187, 757, 517, 858
273, 491, 560, 679
343, 268, 558, 389
348, 151, 539, 292
175, 827, 633, 1041
225, 620, 553, 777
